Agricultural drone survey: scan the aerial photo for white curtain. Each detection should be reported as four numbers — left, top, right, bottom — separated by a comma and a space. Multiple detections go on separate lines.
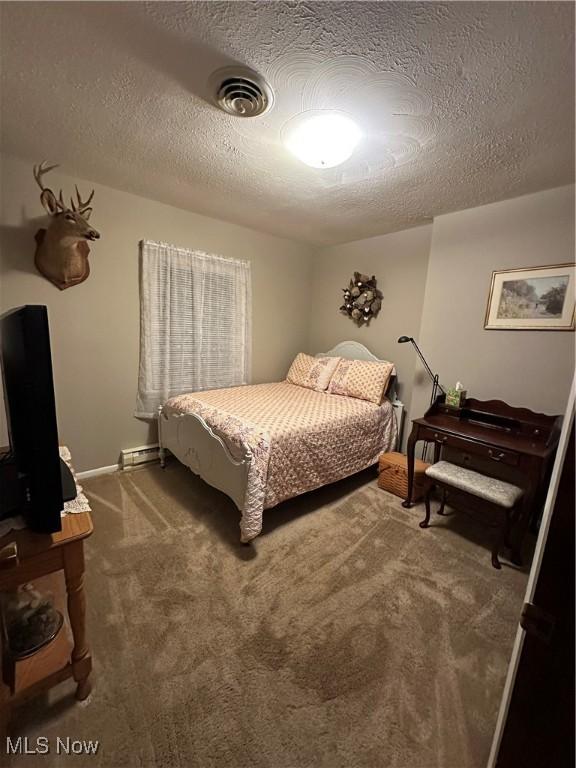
135, 240, 252, 418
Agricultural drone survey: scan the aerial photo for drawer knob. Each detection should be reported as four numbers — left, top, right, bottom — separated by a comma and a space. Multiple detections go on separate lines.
488, 449, 505, 462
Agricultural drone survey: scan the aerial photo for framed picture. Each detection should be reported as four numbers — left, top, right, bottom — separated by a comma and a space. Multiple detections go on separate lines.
485, 263, 575, 331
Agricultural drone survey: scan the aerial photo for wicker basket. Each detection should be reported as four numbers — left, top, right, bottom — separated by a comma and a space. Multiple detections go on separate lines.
377, 452, 431, 502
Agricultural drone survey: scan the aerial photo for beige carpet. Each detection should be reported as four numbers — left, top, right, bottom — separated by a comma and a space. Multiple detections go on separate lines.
9, 462, 529, 768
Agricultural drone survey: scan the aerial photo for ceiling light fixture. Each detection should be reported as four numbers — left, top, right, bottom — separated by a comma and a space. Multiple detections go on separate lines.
282, 111, 362, 169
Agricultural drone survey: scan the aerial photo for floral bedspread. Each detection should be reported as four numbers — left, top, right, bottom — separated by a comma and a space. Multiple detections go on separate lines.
164, 382, 397, 542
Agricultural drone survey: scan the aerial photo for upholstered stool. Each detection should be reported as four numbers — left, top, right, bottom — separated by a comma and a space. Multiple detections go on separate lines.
419, 461, 524, 569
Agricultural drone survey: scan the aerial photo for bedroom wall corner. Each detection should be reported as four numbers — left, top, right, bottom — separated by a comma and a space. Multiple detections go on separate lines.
0, 153, 315, 471
306, 224, 433, 446
411, 184, 576, 425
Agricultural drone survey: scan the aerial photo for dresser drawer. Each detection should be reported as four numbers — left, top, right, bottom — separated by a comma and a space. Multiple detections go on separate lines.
481, 446, 520, 466
421, 428, 520, 467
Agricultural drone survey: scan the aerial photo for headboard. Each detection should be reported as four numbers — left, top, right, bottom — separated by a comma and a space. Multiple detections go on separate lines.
316, 340, 391, 366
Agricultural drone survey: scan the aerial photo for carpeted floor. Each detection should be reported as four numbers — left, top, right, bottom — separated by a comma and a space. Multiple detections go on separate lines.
9, 461, 529, 768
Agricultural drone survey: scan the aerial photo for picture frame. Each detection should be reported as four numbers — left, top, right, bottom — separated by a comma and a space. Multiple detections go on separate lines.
484, 263, 575, 331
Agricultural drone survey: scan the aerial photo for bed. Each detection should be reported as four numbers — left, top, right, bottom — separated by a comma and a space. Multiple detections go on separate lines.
158, 341, 400, 542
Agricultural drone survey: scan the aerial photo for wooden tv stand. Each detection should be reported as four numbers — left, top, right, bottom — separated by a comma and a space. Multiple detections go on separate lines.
0, 509, 93, 730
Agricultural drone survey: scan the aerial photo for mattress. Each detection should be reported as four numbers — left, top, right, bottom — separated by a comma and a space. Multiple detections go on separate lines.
163, 381, 398, 541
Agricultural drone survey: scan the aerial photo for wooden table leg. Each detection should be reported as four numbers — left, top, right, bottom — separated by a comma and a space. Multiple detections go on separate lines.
63, 541, 92, 701
402, 426, 418, 508
433, 441, 442, 464
419, 487, 432, 528
511, 489, 536, 568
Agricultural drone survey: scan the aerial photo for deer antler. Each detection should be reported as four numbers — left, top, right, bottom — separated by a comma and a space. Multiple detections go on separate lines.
33, 161, 59, 191
34, 161, 95, 216
74, 185, 94, 214
33, 161, 66, 212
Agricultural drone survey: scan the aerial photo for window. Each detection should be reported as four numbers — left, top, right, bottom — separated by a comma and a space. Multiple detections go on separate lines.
135, 240, 252, 418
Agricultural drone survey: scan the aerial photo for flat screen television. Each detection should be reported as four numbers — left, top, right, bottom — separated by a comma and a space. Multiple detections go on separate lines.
0, 305, 76, 532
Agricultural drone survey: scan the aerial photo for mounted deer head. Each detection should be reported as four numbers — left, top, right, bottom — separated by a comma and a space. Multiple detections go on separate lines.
33, 161, 100, 290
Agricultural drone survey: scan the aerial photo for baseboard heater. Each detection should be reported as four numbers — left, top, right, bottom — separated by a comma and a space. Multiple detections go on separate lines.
120, 444, 165, 469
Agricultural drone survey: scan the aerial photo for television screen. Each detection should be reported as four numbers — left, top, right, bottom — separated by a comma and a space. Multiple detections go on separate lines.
1, 305, 65, 532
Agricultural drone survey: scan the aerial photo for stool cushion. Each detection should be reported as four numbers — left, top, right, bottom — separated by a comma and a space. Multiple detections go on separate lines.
425, 461, 523, 508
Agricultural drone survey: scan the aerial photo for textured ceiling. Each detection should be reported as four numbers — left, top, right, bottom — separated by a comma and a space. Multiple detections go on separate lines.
1, 1, 574, 245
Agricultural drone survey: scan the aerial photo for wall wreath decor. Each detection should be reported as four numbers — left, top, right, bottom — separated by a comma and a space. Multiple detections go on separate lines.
340, 272, 383, 326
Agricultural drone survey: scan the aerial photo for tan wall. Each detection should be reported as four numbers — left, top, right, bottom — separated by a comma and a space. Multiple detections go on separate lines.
1, 150, 573, 473
306, 225, 433, 443
0, 154, 314, 471
411, 184, 575, 425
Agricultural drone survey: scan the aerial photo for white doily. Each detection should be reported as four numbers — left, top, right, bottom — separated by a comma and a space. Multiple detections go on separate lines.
0, 446, 91, 539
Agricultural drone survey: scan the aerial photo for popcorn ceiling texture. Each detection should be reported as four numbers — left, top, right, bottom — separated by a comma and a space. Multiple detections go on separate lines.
1, 1, 574, 245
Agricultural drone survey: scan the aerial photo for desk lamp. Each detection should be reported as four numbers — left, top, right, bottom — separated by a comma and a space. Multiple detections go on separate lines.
397, 336, 445, 406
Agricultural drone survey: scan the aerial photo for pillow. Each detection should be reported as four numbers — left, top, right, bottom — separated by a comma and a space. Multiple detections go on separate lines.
327, 358, 395, 404
286, 353, 341, 392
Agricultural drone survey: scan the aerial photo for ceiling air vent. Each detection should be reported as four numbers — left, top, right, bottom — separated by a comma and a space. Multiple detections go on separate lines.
211, 66, 274, 117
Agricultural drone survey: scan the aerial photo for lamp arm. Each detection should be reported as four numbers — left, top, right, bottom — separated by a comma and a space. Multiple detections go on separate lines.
411, 339, 446, 394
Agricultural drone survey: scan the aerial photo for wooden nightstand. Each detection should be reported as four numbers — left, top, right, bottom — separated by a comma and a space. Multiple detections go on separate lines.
0, 510, 93, 733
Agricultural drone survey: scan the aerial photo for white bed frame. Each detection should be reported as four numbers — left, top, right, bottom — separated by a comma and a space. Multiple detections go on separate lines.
158, 341, 402, 512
